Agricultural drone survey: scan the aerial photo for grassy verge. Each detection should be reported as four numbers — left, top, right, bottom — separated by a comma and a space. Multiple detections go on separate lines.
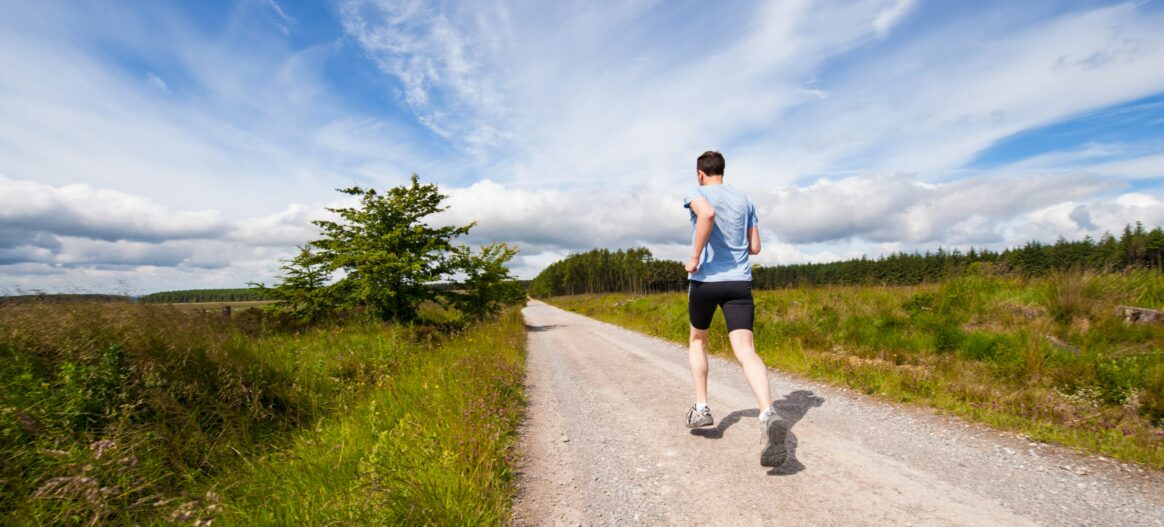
545, 271, 1164, 469
214, 309, 525, 525
1, 302, 525, 525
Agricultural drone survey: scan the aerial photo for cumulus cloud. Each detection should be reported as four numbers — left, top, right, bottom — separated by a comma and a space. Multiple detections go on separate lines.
229, 203, 329, 247
763, 170, 1125, 245
431, 170, 1157, 272
0, 175, 226, 243
435, 179, 686, 250
0, 176, 282, 283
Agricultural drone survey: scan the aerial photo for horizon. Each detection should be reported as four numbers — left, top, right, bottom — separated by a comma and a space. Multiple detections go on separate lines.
7, 224, 1156, 297
3, 0, 1164, 295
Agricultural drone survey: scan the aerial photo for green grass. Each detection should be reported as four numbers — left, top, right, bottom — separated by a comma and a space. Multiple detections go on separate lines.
1, 302, 525, 525
214, 309, 525, 525
545, 270, 1164, 469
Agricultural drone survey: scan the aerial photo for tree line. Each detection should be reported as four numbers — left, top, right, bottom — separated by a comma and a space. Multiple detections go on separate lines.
140, 288, 277, 303
529, 222, 1164, 296
527, 248, 689, 297
0, 294, 130, 305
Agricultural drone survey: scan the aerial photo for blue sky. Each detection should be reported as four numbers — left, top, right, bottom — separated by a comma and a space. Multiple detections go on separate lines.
2, 0, 1164, 293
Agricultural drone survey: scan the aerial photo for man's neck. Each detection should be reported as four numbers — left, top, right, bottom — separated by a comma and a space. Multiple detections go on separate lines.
700, 176, 724, 186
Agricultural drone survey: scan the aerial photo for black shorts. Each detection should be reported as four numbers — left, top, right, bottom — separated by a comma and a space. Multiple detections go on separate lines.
688, 280, 754, 332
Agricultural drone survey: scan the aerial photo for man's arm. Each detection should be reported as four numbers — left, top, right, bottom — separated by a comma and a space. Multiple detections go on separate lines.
748, 226, 761, 255
686, 197, 715, 273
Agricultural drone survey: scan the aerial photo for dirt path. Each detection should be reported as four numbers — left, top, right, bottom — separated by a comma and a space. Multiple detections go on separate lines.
511, 300, 1164, 526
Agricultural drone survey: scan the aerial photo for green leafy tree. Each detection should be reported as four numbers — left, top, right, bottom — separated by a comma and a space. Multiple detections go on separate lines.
447, 243, 527, 320
255, 174, 524, 323
311, 175, 474, 321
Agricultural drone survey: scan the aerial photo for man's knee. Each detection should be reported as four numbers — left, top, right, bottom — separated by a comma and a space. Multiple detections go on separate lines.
728, 329, 757, 352
689, 326, 709, 343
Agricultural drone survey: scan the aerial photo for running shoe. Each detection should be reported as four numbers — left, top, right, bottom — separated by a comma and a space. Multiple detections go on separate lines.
685, 405, 714, 428
760, 409, 788, 467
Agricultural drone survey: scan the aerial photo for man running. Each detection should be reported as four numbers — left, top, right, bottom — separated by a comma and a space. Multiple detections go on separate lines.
682, 150, 786, 467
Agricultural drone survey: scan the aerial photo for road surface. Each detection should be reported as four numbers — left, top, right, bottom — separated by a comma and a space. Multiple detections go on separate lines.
511, 300, 1164, 526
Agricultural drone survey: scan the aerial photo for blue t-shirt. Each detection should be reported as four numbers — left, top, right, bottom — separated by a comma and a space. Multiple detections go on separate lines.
683, 184, 758, 282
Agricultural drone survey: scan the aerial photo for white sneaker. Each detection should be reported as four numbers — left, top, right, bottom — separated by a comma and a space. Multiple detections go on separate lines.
685, 405, 714, 428
759, 409, 788, 467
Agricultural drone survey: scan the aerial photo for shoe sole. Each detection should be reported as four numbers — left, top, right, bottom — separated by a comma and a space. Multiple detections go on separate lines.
760, 417, 788, 467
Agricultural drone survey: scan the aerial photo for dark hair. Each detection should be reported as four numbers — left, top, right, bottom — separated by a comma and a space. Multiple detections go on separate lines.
697, 151, 725, 176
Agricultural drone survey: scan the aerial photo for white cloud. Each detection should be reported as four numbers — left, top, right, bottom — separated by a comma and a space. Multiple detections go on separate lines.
229, 203, 333, 247
0, 175, 226, 242
337, 1, 1164, 196
0, 175, 298, 291
753, 171, 1119, 245
435, 179, 686, 250
873, 0, 917, 38
0, 1, 437, 218
1087, 153, 1164, 179
338, 0, 515, 158
1007, 191, 1164, 243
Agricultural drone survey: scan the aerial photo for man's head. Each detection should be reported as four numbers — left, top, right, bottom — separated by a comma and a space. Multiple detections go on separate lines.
697, 151, 725, 179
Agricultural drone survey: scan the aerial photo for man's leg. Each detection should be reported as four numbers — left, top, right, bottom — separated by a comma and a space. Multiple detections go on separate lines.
727, 329, 772, 411
685, 282, 716, 428
743, 324, 787, 467
689, 326, 710, 405
722, 284, 787, 466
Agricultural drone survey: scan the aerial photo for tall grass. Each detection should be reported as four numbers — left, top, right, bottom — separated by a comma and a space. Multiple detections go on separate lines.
215, 309, 526, 525
1, 302, 525, 525
547, 270, 1164, 468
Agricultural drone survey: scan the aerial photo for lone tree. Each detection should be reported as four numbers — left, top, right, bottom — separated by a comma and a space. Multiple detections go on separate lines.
255, 174, 524, 322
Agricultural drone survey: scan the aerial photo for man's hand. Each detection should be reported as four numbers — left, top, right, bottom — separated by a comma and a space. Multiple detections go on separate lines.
685, 256, 700, 274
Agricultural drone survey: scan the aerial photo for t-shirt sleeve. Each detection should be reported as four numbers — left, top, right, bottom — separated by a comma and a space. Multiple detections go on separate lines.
683, 187, 703, 209
748, 200, 759, 228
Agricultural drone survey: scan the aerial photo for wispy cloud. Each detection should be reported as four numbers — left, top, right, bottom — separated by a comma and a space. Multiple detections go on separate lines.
338, 1, 1164, 190
338, 0, 515, 159
873, 0, 917, 38
263, 0, 294, 35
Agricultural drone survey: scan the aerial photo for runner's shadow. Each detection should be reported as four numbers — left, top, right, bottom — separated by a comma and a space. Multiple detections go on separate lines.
766, 390, 825, 476
524, 323, 561, 332
689, 390, 825, 476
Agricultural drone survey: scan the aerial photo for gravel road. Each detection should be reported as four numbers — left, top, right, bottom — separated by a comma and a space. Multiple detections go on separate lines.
510, 300, 1164, 526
